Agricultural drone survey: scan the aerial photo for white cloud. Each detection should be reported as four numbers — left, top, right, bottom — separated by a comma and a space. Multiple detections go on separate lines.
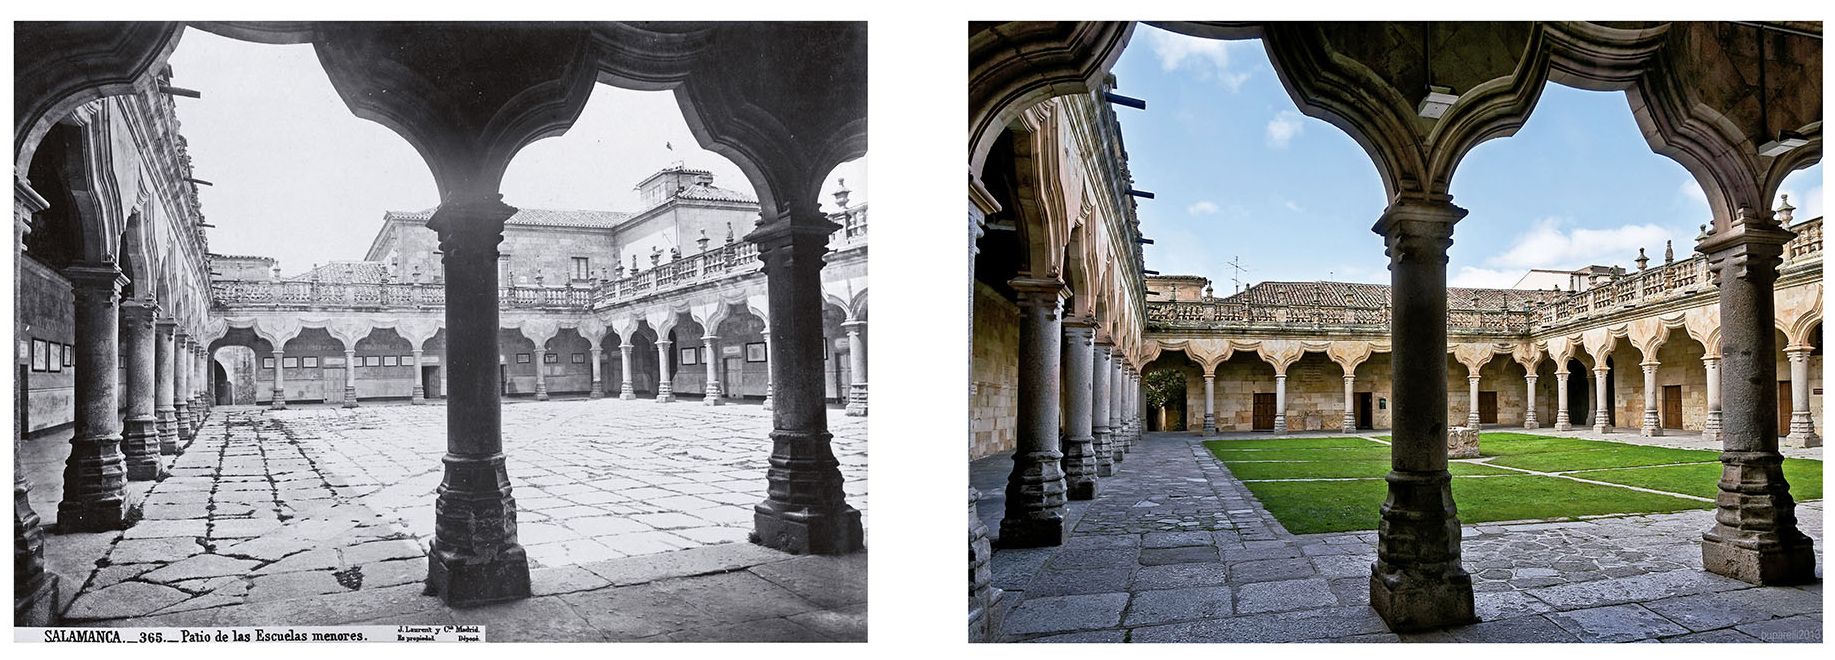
1187, 200, 1219, 216
1265, 111, 1304, 149
1145, 29, 1251, 91
1485, 217, 1673, 271
1677, 179, 1708, 205
1450, 266, 1524, 288
1284, 200, 1304, 213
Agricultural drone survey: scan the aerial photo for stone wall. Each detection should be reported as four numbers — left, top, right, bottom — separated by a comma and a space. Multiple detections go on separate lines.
971, 282, 1019, 459
18, 256, 74, 434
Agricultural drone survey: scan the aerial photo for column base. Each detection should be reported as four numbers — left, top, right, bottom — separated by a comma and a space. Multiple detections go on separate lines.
705, 384, 725, 406
13, 571, 61, 627
1273, 416, 1287, 435
1370, 469, 1476, 632
762, 386, 774, 410
1788, 413, 1819, 448
588, 383, 604, 399
56, 497, 129, 533
1700, 450, 1818, 585
619, 384, 635, 400
751, 501, 865, 555
997, 515, 1066, 549
1641, 411, 1662, 436
1701, 533, 1818, 585
1592, 423, 1611, 434
655, 387, 675, 403
122, 418, 164, 481
270, 391, 288, 410
424, 547, 532, 607
845, 383, 866, 416
174, 405, 192, 439
534, 390, 549, 402
1369, 566, 1477, 632
998, 448, 1068, 548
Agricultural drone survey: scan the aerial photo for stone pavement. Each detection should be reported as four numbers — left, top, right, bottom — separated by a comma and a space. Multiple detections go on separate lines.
972, 430, 1822, 643
22, 400, 867, 641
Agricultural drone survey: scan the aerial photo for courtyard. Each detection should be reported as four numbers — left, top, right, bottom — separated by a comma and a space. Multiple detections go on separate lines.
20, 399, 868, 641
972, 430, 1821, 643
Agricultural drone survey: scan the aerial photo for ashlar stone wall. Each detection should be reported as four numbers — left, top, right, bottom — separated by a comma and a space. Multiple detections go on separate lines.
971, 282, 1020, 459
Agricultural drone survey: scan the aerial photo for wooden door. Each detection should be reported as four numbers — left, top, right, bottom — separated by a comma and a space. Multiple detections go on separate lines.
423, 366, 441, 399
724, 358, 743, 398
323, 368, 345, 403
1252, 393, 1276, 431
1355, 392, 1374, 430
1662, 385, 1683, 430
1478, 391, 1498, 424
1779, 381, 1793, 436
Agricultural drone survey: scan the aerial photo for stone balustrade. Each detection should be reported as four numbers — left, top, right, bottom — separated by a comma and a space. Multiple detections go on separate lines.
212, 206, 868, 313
1146, 216, 1821, 338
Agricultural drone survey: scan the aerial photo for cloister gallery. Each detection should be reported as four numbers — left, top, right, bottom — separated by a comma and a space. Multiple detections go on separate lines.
969, 21, 1822, 641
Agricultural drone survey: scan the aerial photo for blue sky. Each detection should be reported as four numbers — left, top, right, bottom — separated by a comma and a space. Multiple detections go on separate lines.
167, 28, 863, 274
1116, 26, 1822, 291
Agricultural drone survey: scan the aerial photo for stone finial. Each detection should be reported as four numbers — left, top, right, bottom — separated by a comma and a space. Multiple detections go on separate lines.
1664, 240, 1674, 264
631, 255, 640, 272
725, 222, 735, 244
833, 178, 851, 209
535, 271, 545, 286
696, 229, 710, 252
1777, 194, 1795, 224
650, 247, 662, 266
1696, 223, 1714, 243
669, 246, 681, 261
1635, 248, 1649, 271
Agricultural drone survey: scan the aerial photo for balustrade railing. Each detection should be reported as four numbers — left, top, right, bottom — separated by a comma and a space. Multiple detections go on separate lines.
1146, 216, 1822, 337
212, 206, 869, 312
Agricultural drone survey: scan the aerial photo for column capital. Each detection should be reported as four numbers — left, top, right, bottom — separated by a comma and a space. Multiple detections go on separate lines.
1702, 355, 1721, 365
428, 194, 517, 257
1593, 365, 1610, 375
1783, 347, 1814, 360
701, 334, 719, 344
1524, 374, 1538, 382
1007, 276, 1067, 310
121, 299, 160, 324
1697, 206, 1796, 282
1640, 361, 1661, 370
1373, 194, 1467, 264
64, 262, 129, 293
747, 203, 840, 247
656, 339, 673, 348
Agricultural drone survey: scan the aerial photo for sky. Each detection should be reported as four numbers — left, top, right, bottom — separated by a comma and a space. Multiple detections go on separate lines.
167, 28, 865, 274
1115, 25, 1823, 292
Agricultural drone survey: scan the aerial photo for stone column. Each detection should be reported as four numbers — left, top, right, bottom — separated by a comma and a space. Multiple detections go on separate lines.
654, 340, 676, 403
1109, 355, 1125, 464
156, 323, 181, 451
1554, 366, 1571, 431
1130, 369, 1143, 449
702, 335, 723, 405
1592, 365, 1611, 433
120, 301, 162, 480
342, 348, 360, 407
588, 346, 605, 399
1523, 374, 1540, 429
1696, 206, 1815, 584
1273, 371, 1289, 435
531, 347, 549, 401
618, 342, 635, 400
1785, 348, 1818, 447
1118, 365, 1134, 457
173, 333, 192, 437
1342, 374, 1357, 434
1091, 342, 1115, 477
1368, 196, 1475, 631
269, 349, 287, 410
423, 195, 530, 605
843, 320, 867, 416
57, 264, 131, 532
410, 349, 427, 404
1206, 369, 1220, 436
999, 277, 1067, 547
748, 205, 862, 554
191, 345, 207, 426
1060, 319, 1098, 500
1703, 356, 1722, 442
1465, 369, 1481, 428
1640, 361, 1663, 437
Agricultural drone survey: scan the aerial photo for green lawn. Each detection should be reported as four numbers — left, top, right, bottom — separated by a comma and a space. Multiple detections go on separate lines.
1202, 433, 1823, 535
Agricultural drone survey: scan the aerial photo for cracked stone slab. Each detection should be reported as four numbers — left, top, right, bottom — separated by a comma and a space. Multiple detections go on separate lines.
64, 581, 192, 620
140, 554, 261, 584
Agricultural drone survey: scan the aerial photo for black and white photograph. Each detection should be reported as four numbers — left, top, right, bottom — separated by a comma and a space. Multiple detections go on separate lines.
14, 20, 867, 642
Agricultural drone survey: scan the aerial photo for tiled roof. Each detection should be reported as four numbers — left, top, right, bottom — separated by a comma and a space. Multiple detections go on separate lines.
385, 207, 631, 230
1222, 281, 1568, 310
673, 182, 756, 204
285, 261, 390, 284
207, 252, 274, 262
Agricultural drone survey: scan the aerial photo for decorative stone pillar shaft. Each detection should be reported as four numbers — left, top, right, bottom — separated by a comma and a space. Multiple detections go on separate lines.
1465, 373, 1481, 428
1206, 370, 1220, 436
748, 208, 862, 554
1060, 320, 1098, 500
1703, 357, 1722, 442
999, 277, 1068, 547
761, 336, 775, 410
1368, 196, 1475, 631
654, 340, 676, 403
1118, 365, 1135, 457
618, 343, 635, 400
269, 350, 287, 410
588, 346, 605, 399
1342, 374, 1357, 434
1696, 205, 1815, 584
1091, 342, 1114, 477
191, 346, 207, 427
843, 320, 867, 416
410, 349, 427, 404
1523, 375, 1540, 429
1592, 366, 1611, 433
532, 348, 549, 401
57, 264, 131, 532
155, 325, 178, 453
1554, 368, 1571, 431
120, 301, 163, 480
173, 333, 192, 438
702, 335, 723, 405
1273, 373, 1289, 435
422, 195, 530, 606
1785, 349, 1818, 447
342, 348, 360, 407
1109, 355, 1125, 464
1640, 361, 1663, 437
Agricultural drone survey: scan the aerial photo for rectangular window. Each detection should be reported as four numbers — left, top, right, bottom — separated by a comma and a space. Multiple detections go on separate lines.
571, 353, 585, 364
384, 356, 399, 367
48, 344, 62, 372
302, 356, 318, 368
263, 356, 276, 369
283, 357, 299, 369
680, 347, 698, 365
402, 355, 414, 365
543, 352, 558, 364
498, 255, 512, 283
746, 342, 766, 363
572, 257, 591, 280
31, 339, 47, 372
517, 353, 531, 364
368, 356, 383, 367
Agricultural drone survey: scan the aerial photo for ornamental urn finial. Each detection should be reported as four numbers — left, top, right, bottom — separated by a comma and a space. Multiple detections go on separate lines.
1635, 248, 1648, 272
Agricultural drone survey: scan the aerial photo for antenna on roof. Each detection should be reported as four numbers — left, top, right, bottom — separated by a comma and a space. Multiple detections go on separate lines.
1224, 256, 1249, 294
